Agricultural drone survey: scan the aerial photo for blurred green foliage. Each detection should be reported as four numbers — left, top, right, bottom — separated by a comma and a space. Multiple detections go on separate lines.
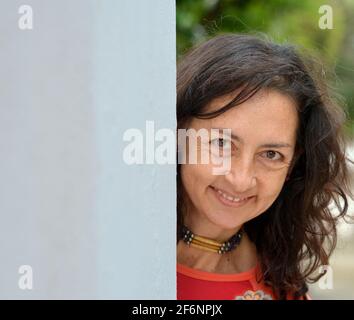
177, 0, 354, 136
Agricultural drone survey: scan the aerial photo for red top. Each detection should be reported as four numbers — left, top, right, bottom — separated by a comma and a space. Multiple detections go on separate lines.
177, 263, 309, 300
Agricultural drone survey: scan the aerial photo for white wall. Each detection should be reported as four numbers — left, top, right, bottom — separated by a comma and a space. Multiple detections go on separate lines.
0, 0, 176, 299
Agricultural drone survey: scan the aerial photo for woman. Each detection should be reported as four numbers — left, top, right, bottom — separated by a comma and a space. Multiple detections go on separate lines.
176, 34, 353, 300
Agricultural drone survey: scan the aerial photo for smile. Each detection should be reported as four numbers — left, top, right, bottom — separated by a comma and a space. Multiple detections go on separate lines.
210, 186, 255, 208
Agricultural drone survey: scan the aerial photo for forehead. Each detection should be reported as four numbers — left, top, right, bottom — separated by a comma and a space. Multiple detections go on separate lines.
198, 89, 299, 144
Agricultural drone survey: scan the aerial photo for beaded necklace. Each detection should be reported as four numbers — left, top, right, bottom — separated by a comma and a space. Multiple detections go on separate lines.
181, 226, 243, 254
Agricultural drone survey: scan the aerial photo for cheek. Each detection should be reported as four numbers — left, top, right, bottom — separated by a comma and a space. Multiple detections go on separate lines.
258, 172, 287, 204
180, 163, 215, 196
248, 176, 286, 221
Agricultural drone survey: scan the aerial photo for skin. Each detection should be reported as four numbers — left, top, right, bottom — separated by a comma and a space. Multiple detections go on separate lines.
177, 89, 299, 273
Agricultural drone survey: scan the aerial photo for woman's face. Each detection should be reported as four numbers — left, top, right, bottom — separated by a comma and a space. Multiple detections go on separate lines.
180, 89, 299, 236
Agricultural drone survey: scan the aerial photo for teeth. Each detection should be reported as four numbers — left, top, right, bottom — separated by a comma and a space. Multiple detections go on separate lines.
216, 189, 247, 202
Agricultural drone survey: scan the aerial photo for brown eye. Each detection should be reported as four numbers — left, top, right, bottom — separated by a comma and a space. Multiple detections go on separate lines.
210, 138, 231, 149
262, 150, 283, 161
217, 138, 225, 148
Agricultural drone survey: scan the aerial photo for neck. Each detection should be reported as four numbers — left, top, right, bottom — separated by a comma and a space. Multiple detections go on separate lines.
182, 225, 243, 254
178, 199, 258, 273
177, 230, 258, 274
183, 208, 243, 243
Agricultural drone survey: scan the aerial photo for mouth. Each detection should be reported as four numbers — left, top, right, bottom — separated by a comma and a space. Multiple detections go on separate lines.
210, 186, 255, 208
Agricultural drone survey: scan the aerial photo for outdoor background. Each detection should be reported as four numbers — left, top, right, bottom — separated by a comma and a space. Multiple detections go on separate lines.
177, 0, 354, 299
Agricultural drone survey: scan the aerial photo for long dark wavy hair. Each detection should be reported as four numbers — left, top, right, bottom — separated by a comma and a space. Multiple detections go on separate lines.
177, 33, 354, 299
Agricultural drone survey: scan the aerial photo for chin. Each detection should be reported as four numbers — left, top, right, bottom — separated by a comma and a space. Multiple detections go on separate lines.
205, 210, 246, 231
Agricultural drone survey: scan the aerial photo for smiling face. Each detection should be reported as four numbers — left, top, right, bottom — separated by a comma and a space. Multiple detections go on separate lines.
180, 89, 299, 238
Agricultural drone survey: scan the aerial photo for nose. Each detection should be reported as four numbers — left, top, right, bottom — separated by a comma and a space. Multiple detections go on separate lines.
225, 154, 257, 193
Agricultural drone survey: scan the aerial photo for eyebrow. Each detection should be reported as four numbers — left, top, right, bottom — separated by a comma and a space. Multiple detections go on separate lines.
214, 128, 293, 149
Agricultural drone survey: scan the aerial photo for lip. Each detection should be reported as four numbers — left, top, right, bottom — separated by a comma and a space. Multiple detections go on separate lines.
210, 186, 255, 208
